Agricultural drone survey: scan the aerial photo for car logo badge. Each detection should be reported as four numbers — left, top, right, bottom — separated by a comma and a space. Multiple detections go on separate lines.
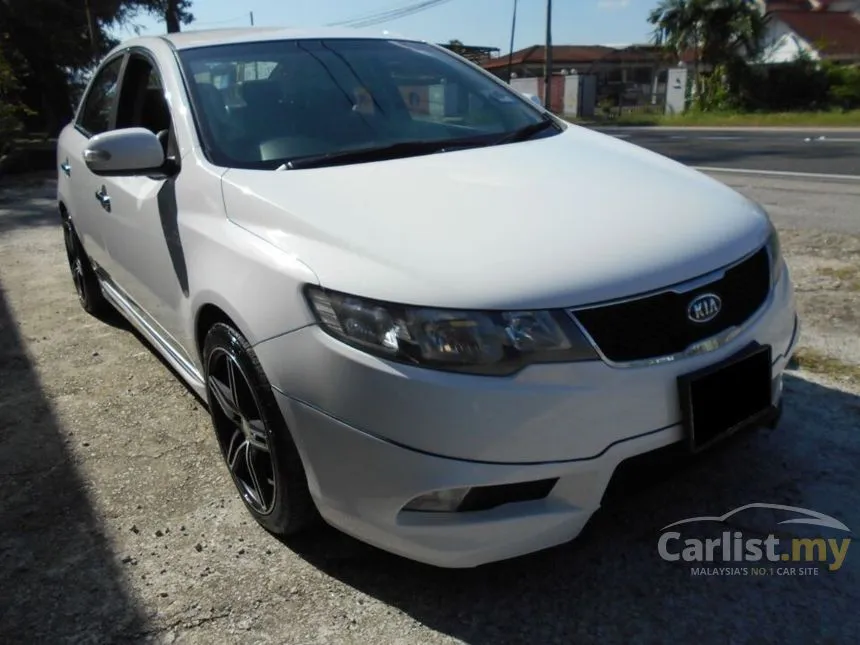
687, 293, 722, 324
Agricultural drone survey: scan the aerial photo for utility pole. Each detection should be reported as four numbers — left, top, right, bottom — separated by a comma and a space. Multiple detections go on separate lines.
83, 0, 98, 61
506, 0, 518, 84
165, 0, 181, 33
543, 0, 552, 110
250, 12, 258, 79
544, 0, 553, 110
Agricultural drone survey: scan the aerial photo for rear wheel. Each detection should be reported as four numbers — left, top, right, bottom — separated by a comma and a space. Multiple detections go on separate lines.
61, 215, 110, 317
203, 322, 318, 536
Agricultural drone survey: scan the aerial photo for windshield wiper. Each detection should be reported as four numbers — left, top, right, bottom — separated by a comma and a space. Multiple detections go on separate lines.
279, 137, 489, 170
494, 118, 559, 146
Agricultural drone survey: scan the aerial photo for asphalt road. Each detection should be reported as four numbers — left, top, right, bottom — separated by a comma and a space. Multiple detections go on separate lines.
599, 127, 860, 177
705, 172, 860, 236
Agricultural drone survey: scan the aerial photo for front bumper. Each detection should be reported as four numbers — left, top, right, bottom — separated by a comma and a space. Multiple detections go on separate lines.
255, 270, 799, 567
274, 392, 698, 567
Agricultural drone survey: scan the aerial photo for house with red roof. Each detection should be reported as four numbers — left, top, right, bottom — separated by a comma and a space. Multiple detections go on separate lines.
481, 44, 675, 112
479, 0, 860, 114
758, 0, 860, 62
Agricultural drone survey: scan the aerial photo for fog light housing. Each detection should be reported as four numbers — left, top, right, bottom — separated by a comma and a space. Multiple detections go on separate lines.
402, 487, 472, 512
402, 479, 559, 513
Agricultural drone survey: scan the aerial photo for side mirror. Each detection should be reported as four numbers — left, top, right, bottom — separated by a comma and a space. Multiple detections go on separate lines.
83, 127, 169, 177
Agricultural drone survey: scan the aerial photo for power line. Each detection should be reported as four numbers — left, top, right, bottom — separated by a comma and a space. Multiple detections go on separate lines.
329, 0, 453, 28
327, 0, 413, 25
191, 15, 249, 28
328, 0, 456, 29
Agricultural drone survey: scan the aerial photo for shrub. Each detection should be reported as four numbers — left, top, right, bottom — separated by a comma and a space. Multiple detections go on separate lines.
0, 46, 29, 155
825, 62, 860, 111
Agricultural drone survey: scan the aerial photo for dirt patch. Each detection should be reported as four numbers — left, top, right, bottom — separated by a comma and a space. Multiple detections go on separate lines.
780, 228, 860, 368
817, 265, 860, 292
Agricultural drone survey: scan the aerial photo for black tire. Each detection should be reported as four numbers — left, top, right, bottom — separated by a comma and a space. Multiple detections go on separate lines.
61, 215, 111, 318
203, 322, 318, 536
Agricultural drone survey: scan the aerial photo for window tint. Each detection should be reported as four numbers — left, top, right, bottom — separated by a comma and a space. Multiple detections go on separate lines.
78, 57, 124, 136
179, 39, 551, 169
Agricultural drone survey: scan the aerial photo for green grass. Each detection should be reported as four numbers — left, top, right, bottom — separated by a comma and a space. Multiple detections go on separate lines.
790, 347, 860, 384
818, 266, 860, 292
569, 110, 860, 128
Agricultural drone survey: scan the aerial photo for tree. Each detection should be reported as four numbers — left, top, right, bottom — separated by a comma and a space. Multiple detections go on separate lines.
648, 0, 766, 109
147, 0, 194, 34
0, 0, 194, 135
0, 45, 29, 154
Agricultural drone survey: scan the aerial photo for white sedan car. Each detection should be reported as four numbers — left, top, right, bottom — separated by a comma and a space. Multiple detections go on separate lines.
56, 27, 799, 568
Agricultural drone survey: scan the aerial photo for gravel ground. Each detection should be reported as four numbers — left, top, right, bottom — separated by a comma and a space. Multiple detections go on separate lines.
1, 174, 859, 644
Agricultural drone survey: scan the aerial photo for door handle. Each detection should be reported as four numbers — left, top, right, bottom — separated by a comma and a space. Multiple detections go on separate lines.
94, 185, 111, 212
60, 159, 71, 177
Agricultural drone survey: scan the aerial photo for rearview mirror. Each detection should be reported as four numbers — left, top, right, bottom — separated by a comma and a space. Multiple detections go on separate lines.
83, 127, 168, 177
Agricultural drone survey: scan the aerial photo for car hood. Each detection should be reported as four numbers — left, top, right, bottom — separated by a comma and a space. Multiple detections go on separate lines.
221, 125, 770, 310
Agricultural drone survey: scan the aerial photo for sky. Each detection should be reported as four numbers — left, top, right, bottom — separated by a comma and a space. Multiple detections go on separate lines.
115, 0, 659, 54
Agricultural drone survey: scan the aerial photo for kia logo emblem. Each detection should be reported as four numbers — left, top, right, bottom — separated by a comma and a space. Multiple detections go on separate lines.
687, 293, 722, 323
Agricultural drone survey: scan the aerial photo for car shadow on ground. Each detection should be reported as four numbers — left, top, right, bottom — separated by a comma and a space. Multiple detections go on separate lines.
0, 284, 146, 642
285, 374, 860, 643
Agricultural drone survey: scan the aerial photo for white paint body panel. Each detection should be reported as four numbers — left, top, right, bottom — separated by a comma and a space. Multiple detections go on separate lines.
223, 124, 771, 310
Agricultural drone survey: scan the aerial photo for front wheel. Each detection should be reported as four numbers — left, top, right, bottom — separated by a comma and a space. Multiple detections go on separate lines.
203, 322, 318, 536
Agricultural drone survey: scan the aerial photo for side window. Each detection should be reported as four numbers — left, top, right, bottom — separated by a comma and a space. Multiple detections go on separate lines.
115, 55, 172, 137
78, 57, 124, 136
114, 54, 175, 157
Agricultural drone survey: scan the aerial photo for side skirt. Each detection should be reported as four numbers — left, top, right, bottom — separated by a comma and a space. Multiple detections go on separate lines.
98, 276, 208, 401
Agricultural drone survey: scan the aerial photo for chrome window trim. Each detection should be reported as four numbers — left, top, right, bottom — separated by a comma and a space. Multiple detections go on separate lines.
566, 242, 773, 369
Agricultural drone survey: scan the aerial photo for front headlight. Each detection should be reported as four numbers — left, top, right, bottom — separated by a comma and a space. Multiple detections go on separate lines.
765, 223, 785, 286
305, 286, 598, 375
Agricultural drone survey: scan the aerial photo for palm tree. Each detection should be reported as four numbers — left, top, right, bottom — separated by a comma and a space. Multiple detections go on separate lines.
649, 0, 706, 102
649, 0, 766, 108
649, 0, 701, 58
700, 0, 766, 65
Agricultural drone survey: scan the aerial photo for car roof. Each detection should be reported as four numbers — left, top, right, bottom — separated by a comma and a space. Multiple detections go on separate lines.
128, 26, 422, 51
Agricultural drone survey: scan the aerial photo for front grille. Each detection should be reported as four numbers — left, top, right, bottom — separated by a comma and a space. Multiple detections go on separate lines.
572, 247, 771, 363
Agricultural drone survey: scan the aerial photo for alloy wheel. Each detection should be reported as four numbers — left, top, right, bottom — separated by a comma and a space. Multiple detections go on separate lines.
206, 348, 277, 515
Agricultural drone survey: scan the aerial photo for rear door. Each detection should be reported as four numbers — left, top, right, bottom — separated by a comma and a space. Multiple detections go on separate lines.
63, 54, 126, 271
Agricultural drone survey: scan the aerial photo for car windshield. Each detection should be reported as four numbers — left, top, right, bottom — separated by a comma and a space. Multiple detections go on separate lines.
178, 38, 558, 169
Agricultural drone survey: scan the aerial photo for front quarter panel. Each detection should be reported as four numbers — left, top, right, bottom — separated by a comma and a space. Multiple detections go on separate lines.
179, 156, 321, 368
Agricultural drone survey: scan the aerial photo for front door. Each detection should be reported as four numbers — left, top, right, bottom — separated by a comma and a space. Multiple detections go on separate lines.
98, 52, 192, 360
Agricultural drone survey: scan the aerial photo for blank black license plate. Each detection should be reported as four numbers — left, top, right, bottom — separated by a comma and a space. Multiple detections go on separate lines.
678, 343, 773, 453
